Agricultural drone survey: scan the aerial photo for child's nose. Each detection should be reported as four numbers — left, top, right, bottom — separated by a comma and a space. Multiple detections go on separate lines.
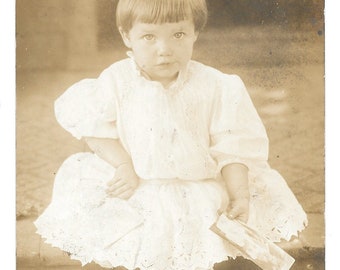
157, 40, 173, 56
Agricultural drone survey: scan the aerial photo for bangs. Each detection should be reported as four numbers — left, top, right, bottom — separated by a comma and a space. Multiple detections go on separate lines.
135, 0, 192, 25
117, 0, 207, 32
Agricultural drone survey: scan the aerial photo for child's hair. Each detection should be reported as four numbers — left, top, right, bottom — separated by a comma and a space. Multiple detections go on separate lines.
116, 0, 208, 33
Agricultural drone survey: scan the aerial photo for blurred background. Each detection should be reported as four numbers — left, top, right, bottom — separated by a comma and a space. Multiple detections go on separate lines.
16, 0, 324, 71
16, 0, 325, 268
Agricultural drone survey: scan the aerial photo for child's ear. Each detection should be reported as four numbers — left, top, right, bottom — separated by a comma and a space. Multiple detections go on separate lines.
119, 27, 132, 48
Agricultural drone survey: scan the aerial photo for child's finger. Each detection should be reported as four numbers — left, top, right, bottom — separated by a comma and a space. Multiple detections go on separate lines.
116, 189, 134, 200
107, 178, 126, 188
107, 183, 129, 196
228, 206, 249, 223
107, 179, 116, 186
108, 174, 125, 184
227, 211, 237, 220
227, 205, 242, 220
237, 213, 249, 223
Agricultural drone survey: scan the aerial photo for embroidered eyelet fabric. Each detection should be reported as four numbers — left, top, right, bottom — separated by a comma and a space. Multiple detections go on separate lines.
35, 59, 308, 270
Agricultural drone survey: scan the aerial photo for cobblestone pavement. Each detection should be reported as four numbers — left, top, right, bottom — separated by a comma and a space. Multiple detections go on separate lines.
16, 26, 325, 268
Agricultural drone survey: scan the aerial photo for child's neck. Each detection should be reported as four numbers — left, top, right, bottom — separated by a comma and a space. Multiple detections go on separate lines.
140, 69, 179, 89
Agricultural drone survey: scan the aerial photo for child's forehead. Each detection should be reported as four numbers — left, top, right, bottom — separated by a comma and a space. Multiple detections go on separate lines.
131, 20, 195, 32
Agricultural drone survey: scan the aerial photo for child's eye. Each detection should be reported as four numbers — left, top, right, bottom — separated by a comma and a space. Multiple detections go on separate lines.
143, 34, 155, 41
173, 32, 185, 39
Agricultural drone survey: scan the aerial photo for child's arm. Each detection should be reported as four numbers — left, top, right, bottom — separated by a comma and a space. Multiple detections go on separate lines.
85, 137, 131, 167
85, 137, 139, 200
221, 163, 250, 223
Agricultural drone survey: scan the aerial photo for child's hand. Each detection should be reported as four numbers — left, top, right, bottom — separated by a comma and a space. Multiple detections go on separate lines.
226, 197, 249, 223
106, 162, 139, 200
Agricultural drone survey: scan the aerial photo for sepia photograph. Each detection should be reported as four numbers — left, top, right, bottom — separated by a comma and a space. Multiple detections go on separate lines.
15, 0, 325, 269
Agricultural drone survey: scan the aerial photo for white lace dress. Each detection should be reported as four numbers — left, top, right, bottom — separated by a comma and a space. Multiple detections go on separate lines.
34, 57, 307, 270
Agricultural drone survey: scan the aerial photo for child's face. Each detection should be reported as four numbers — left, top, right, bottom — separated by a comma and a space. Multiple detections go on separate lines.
120, 20, 198, 86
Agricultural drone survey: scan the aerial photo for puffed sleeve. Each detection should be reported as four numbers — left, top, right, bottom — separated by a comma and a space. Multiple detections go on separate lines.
54, 69, 119, 140
209, 74, 269, 172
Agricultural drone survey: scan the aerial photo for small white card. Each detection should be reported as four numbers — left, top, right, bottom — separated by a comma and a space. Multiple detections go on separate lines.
210, 214, 295, 270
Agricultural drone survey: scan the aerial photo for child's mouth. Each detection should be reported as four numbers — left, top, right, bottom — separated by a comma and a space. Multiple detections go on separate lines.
157, 62, 171, 66
156, 62, 175, 69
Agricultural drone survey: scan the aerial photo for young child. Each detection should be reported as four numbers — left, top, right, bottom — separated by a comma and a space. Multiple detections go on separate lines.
35, 0, 308, 269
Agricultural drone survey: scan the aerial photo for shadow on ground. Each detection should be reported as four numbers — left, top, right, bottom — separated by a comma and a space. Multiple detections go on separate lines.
17, 255, 325, 270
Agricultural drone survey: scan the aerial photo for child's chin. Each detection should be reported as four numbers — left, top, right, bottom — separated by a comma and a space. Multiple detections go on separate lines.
151, 70, 178, 81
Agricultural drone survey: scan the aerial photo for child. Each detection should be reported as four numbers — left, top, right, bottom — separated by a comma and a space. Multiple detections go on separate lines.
35, 0, 308, 269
